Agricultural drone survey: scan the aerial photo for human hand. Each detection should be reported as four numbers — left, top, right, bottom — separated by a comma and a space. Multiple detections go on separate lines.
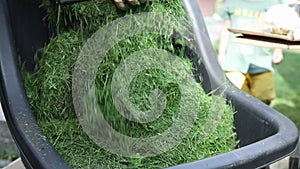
114, 0, 147, 10
272, 48, 284, 64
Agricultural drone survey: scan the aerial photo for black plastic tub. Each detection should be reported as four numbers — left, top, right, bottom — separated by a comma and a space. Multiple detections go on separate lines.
0, 0, 298, 169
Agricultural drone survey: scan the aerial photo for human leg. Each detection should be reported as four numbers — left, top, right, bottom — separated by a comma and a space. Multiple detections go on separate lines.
225, 71, 248, 90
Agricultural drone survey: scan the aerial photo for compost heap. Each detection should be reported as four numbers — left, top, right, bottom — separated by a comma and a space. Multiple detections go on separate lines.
22, 0, 238, 168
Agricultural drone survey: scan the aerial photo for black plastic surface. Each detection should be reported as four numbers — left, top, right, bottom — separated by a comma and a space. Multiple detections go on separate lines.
6, 0, 49, 72
58, 0, 86, 4
0, 0, 69, 168
0, 0, 298, 169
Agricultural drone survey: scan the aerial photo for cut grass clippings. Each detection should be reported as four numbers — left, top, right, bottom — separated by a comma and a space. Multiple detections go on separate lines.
21, 0, 238, 168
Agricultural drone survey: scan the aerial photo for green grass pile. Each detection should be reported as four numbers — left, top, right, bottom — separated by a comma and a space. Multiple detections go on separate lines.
22, 0, 238, 168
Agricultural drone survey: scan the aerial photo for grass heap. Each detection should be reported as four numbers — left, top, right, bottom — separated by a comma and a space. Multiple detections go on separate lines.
22, 0, 238, 168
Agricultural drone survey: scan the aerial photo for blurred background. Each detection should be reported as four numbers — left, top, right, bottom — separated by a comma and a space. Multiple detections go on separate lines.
199, 0, 300, 131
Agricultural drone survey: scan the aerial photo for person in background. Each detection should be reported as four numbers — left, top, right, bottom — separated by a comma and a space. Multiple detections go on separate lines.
114, 0, 147, 10
218, 0, 284, 105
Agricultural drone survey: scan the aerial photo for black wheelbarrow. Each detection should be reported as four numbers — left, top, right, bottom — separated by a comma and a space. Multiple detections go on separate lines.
0, 0, 298, 168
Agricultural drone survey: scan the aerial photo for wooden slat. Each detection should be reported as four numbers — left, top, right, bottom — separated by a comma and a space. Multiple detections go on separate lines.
229, 28, 300, 49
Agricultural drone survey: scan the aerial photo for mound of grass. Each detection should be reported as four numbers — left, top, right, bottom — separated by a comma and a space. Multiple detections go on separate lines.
22, 0, 238, 168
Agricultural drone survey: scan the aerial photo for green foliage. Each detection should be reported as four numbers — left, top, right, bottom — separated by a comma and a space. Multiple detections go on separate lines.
272, 50, 300, 129
41, 0, 119, 32
24, 31, 84, 120
41, 0, 185, 33
39, 98, 237, 169
22, 0, 238, 168
0, 149, 19, 161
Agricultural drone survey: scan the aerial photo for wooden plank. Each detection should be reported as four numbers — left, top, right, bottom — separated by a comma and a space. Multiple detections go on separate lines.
232, 36, 300, 49
228, 28, 296, 41
229, 27, 300, 49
